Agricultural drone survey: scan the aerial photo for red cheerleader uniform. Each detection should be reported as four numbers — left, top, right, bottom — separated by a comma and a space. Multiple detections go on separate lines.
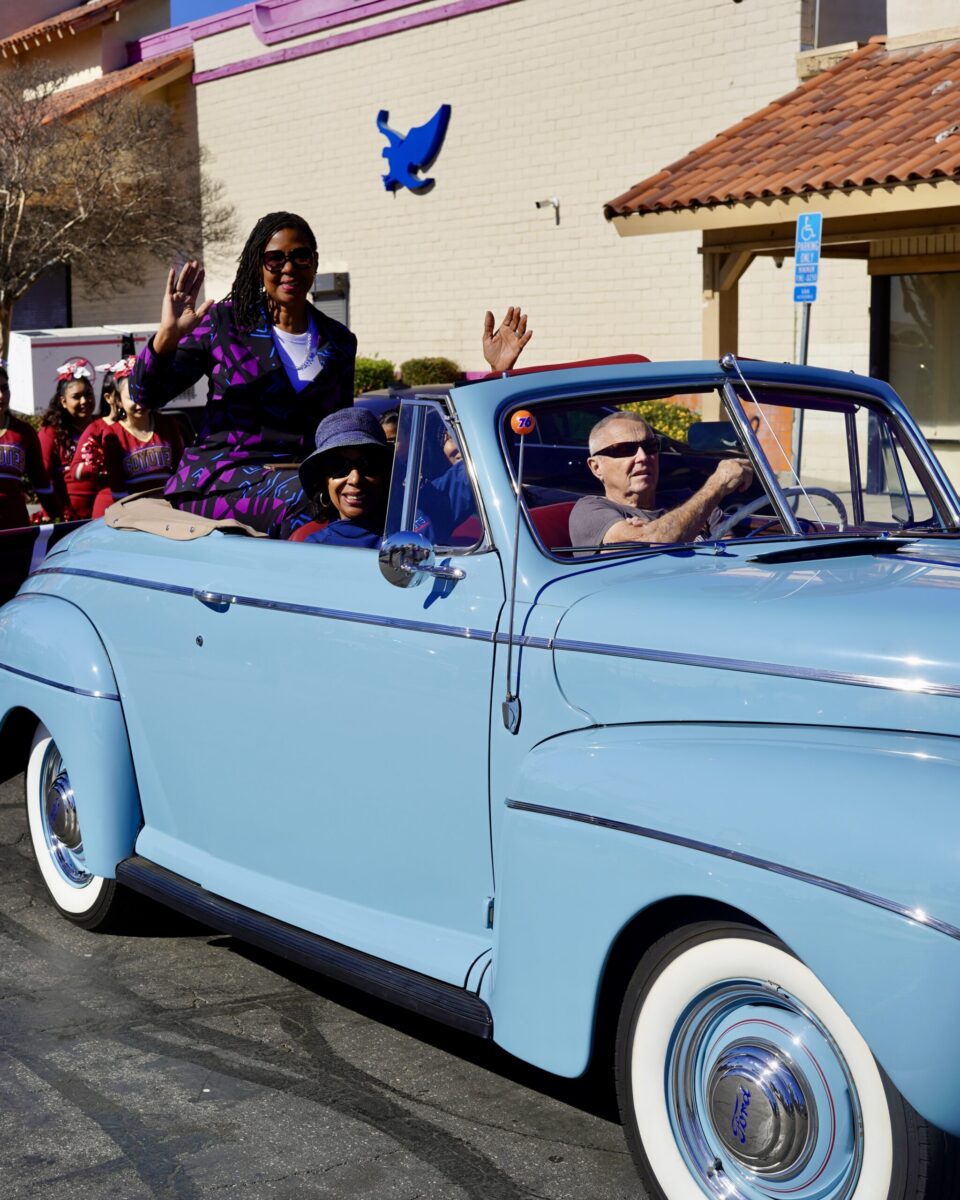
0, 417, 58, 530
102, 415, 184, 503
38, 422, 97, 520
73, 417, 118, 520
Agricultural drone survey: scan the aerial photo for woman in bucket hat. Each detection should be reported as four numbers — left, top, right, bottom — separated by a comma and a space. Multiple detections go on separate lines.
297, 408, 392, 548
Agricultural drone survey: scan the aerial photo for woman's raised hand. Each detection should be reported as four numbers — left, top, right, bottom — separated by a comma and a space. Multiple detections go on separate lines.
155, 261, 215, 355
483, 307, 532, 374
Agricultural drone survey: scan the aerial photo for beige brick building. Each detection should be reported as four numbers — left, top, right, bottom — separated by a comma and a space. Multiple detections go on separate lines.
112, 0, 883, 376
14, 0, 960, 451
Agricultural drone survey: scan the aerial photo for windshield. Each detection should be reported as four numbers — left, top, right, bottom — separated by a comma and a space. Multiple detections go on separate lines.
502, 383, 954, 558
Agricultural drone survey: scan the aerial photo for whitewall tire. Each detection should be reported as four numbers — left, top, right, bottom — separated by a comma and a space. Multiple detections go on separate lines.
25, 723, 119, 929
615, 921, 956, 1200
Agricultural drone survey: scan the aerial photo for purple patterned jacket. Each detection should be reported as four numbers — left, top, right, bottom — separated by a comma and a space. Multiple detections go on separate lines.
130, 300, 356, 520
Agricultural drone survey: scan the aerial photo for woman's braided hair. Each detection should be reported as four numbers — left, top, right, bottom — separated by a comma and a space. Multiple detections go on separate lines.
227, 211, 318, 331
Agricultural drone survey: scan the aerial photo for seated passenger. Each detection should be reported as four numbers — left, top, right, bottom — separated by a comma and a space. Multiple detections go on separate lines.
569, 410, 752, 551
298, 408, 391, 548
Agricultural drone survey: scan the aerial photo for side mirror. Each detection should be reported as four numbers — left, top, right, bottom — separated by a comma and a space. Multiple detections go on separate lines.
379, 531, 465, 589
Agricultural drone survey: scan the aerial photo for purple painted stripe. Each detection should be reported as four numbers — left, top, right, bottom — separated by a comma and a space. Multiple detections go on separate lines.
193, 0, 523, 84
254, 1, 428, 45
135, 6, 252, 61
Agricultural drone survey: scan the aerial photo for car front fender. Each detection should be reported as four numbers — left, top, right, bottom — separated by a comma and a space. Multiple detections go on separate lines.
0, 594, 140, 876
490, 722, 960, 1137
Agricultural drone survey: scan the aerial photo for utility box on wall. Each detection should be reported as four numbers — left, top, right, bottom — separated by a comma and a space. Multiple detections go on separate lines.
312, 273, 349, 328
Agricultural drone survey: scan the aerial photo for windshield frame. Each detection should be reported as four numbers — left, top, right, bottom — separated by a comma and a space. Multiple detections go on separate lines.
498, 373, 960, 564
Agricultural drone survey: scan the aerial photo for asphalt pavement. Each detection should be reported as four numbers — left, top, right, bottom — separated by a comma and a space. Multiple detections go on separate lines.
0, 773, 645, 1200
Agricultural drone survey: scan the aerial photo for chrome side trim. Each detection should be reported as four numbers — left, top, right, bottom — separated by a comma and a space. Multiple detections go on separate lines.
35, 566, 495, 643
0, 659, 120, 701
36, 566, 960, 698
505, 799, 960, 942
550, 636, 960, 700
34, 566, 195, 597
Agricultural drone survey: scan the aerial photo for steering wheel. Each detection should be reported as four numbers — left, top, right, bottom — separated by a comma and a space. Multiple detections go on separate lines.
712, 486, 848, 539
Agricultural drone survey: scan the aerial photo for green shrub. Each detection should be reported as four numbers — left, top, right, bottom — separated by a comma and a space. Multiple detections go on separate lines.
354, 356, 396, 395
619, 399, 701, 443
400, 357, 461, 386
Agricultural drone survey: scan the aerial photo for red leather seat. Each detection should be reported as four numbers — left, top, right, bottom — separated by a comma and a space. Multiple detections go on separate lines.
288, 520, 327, 542
530, 501, 575, 550
421, 502, 578, 551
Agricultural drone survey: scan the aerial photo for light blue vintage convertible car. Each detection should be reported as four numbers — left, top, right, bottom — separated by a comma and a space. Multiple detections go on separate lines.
2, 355, 960, 1199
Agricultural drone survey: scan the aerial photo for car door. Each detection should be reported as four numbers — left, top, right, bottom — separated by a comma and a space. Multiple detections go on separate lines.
115, 398, 502, 987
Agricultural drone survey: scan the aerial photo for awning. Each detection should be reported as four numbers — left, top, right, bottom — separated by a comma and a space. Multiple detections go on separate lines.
43, 49, 194, 122
0, 0, 138, 58
605, 34, 960, 236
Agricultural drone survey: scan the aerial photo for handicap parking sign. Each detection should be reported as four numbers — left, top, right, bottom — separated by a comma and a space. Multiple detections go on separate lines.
794, 213, 822, 303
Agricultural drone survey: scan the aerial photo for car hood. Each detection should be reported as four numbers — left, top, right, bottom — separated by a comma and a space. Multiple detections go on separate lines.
551, 541, 960, 734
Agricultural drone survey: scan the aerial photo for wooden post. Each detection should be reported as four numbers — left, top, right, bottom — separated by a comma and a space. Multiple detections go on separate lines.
701, 247, 753, 418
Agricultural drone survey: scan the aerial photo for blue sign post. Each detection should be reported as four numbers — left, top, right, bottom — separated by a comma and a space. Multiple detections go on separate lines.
793, 212, 822, 364
792, 213, 823, 475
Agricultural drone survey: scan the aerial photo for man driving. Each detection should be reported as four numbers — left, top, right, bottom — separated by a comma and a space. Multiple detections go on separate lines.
569, 410, 753, 550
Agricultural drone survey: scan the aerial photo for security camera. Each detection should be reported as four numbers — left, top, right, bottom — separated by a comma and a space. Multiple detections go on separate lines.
535, 196, 561, 225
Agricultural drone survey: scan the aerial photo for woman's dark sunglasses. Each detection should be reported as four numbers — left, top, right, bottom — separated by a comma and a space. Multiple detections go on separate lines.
326, 451, 385, 478
262, 248, 315, 273
593, 437, 660, 458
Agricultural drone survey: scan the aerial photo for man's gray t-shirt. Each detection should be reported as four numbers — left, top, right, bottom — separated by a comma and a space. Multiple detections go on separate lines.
569, 493, 723, 554
569, 495, 665, 551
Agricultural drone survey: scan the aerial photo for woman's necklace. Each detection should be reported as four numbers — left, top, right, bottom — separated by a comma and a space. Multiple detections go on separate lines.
275, 314, 318, 372
294, 327, 318, 372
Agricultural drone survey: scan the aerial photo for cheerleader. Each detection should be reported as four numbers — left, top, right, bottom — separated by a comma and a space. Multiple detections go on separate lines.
73, 358, 126, 519
38, 358, 97, 520
102, 357, 184, 505
0, 364, 59, 530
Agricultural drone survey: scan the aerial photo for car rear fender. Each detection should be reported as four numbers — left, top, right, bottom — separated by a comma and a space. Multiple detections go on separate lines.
0, 594, 141, 876
489, 722, 960, 1137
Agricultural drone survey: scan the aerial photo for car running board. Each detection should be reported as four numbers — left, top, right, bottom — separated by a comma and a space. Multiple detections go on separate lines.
116, 856, 494, 1039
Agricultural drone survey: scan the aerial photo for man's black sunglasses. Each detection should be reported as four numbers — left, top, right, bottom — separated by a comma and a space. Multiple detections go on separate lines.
262, 248, 315, 273
593, 437, 660, 458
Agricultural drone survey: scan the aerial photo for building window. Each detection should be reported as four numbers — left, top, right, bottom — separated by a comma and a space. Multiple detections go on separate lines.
12, 263, 71, 331
883, 272, 960, 439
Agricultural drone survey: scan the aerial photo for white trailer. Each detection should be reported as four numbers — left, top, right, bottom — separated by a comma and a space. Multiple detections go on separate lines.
7, 325, 202, 415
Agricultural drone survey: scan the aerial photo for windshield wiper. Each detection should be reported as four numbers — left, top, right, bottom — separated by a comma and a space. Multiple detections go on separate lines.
748, 536, 917, 564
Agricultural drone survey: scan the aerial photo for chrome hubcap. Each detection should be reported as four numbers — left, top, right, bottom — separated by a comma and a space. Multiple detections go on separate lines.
39, 746, 91, 887
47, 773, 82, 849
668, 979, 863, 1199
707, 1042, 815, 1176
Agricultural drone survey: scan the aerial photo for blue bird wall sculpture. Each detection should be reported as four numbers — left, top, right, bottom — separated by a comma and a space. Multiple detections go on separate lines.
377, 104, 452, 193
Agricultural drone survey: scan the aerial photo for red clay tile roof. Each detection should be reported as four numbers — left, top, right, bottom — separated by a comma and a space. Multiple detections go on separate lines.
605, 36, 960, 219
0, 0, 137, 57
42, 48, 193, 120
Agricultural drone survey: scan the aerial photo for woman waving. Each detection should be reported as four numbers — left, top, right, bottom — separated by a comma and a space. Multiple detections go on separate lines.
131, 211, 356, 535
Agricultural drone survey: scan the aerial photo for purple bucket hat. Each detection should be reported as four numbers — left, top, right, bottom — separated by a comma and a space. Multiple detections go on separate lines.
299, 406, 390, 495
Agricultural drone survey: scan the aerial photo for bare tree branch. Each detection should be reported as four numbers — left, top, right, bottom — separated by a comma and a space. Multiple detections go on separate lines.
0, 58, 236, 352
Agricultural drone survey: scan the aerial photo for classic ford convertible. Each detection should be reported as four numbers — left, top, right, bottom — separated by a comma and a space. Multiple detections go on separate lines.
2, 355, 960, 1200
